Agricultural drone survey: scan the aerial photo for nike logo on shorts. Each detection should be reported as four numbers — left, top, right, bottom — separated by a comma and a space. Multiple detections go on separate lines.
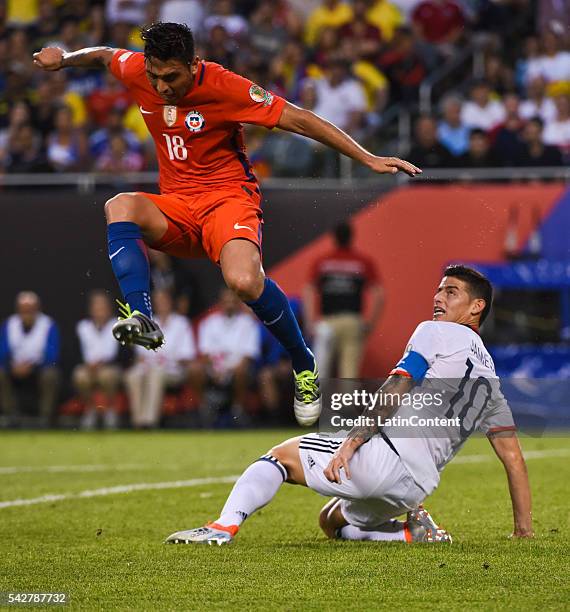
139, 106, 153, 114
234, 222, 254, 232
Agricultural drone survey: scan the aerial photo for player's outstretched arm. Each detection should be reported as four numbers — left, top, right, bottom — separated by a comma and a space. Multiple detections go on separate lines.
488, 432, 534, 539
277, 102, 422, 178
33, 46, 115, 71
324, 375, 415, 484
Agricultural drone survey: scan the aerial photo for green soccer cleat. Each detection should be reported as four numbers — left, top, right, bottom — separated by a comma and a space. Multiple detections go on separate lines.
293, 366, 322, 427
112, 301, 164, 351
406, 506, 453, 543
164, 523, 238, 546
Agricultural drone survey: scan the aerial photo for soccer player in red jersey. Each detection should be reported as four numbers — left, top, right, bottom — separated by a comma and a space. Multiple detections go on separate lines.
33, 22, 421, 426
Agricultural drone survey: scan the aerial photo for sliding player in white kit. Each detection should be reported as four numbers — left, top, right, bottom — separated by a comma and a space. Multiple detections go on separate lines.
165, 265, 533, 545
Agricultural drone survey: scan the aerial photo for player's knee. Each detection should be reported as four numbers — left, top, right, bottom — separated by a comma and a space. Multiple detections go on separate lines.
72, 366, 91, 391
269, 438, 307, 485
98, 367, 120, 390
268, 443, 295, 478
225, 271, 263, 302
269, 444, 287, 466
319, 508, 335, 539
104, 193, 142, 224
318, 498, 344, 539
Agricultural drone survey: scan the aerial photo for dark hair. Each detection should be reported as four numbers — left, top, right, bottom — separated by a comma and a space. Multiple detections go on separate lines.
527, 115, 544, 129
141, 22, 195, 64
470, 78, 490, 91
334, 222, 352, 247
443, 265, 493, 324
469, 128, 488, 139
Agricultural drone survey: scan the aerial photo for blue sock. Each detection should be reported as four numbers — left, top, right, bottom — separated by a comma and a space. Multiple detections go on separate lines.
246, 278, 315, 374
107, 222, 152, 317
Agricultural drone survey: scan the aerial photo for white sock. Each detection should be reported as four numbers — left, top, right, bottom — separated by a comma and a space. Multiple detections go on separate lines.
339, 520, 407, 542
216, 455, 287, 528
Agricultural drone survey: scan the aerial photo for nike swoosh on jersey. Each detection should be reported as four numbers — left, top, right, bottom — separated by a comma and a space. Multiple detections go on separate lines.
233, 223, 254, 232
109, 246, 126, 260
139, 106, 153, 114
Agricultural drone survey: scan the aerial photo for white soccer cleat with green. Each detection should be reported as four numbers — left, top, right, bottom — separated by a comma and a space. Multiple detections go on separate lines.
293, 366, 321, 427
112, 301, 164, 351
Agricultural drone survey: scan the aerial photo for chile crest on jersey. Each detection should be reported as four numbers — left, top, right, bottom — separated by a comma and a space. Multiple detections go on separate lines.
185, 110, 206, 133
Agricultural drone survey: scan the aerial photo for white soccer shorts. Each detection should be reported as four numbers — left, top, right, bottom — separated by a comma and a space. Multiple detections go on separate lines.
299, 433, 426, 529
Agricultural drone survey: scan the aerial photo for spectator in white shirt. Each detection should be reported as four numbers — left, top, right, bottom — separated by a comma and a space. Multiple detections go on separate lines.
526, 30, 570, 86
311, 57, 368, 176
543, 94, 570, 160
0, 292, 60, 426
313, 58, 368, 135
126, 290, 196, 429
73, 291, 122, 430
519, 76, 557, 123
460, 80, 506, 132
204, 0, 249, 40
197, 288, 261, 422
159, 0, 207, 32
105, 0, 147, 25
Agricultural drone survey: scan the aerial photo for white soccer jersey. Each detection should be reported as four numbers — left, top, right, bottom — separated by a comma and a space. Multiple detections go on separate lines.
76, 319, 119, 365
198, 311, 260, 374
384, 321, 516, 495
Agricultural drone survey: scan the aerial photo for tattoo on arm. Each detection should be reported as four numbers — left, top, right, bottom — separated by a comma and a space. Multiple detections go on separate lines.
346, 375, 415, 445
61, 47, 115, 69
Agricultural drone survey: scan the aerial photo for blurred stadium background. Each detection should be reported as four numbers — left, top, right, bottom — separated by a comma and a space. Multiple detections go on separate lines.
1, 0, 569, 431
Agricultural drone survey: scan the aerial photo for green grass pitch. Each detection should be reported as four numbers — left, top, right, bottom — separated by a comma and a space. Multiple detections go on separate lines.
1, 430, 568, 611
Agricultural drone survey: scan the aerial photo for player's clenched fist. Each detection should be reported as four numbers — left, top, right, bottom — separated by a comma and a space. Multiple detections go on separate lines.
33, 47, 64, 71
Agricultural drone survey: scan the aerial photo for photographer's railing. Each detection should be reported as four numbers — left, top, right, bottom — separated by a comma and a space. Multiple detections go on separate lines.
0, 167, 567, 192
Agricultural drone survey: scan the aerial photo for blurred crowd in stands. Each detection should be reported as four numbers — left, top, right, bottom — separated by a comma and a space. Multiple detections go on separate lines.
0, 222, 384, 429
0, 0, 568, 177
0, 284, 289, 429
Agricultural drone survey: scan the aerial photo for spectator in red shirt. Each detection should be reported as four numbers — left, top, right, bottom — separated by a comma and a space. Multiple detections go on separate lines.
378, 26, 426, 105
490, 93, 525, 166
304, 221, 384, 379
412, 0, 465, 67
87, 71, 132, 127
338, 0, 384, 62
311, 25, 341, 69
412, 0, 464, 44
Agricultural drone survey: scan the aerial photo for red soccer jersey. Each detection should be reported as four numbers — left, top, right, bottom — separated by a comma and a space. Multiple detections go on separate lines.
109, 50, 286, 193
412, 1, 464, 44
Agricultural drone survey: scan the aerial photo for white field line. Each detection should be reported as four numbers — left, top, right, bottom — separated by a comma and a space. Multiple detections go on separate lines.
0, 463, 148, 475
0, 475, 240, 509
0, 447, 568, 511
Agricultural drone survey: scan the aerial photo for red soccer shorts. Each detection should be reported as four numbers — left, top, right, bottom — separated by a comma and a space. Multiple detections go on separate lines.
140, 183, 263, 263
